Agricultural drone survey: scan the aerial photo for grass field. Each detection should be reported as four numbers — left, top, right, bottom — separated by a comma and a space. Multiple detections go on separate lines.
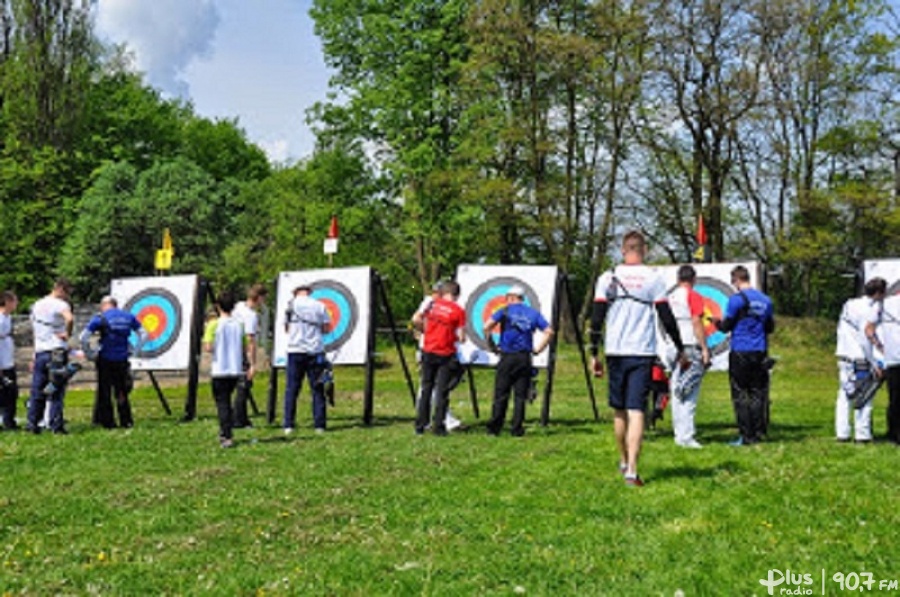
1, 318, 898, 595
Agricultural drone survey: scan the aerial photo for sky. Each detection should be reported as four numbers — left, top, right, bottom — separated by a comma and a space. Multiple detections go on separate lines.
96, 0, 331, 163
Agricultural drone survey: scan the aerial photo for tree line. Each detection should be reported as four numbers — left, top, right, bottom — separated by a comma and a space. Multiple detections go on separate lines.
0, 0, 897, 323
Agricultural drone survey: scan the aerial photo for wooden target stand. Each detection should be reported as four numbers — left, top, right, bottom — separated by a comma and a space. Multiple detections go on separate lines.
458, 272, 598, 426
265, 269, 417, 426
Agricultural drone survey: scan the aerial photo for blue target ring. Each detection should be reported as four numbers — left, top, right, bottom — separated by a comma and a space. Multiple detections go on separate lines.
310, 281, 358, 352
124, 288, 183, 358
465, 277, 541, 352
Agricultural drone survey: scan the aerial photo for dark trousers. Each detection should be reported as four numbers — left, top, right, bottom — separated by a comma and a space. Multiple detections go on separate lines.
283, 353, 327, 430
729, 351, 769, 443
94, 359, 133, 428
27, 351, 65, 432
232, 362, 252, 427
212, 377, 239, 440
416, 352, 454, 434
0, 367, 18, 429
487, 352, 532, 436
885, 366, 900, 443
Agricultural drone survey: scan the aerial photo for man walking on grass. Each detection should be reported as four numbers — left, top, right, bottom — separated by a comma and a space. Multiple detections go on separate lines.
590, 231, 686, 486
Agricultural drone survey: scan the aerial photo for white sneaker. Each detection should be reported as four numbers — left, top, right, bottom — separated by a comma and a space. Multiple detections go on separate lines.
678, 439, 703, 449
283, 427, 295, 436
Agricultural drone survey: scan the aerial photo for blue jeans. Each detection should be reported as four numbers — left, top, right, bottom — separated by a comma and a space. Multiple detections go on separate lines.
283, 353, 327, 430
28, 351, 66, 432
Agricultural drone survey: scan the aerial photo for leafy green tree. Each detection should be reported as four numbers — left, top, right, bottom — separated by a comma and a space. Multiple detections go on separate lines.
181, 118, 270, 183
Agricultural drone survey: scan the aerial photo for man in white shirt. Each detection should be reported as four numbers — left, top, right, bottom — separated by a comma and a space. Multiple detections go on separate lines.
0, 291, 19, 430
283, 285, 331, 434
26, 279, 74, 434
836, 278, 885, 442
203, 291, 253, 448
231, 283, 268, 427
865, 283, 900, 444
590, 231, 686, 486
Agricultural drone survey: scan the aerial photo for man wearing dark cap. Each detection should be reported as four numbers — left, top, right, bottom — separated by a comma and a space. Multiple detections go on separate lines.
484, 285, 553, 437
81, 295, 148, 428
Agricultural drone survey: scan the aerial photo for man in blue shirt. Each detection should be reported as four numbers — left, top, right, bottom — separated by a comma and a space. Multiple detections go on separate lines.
484, 285, 554, 437
81, 296, 147, 429
714, 266, 775, 445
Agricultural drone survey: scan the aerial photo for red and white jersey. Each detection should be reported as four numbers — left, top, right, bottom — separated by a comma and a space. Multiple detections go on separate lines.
422, 298, 465, 357
594, 264, 667, 357
669, 285, 704, 347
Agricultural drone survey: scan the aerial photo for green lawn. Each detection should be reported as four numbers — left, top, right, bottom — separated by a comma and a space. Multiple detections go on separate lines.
0, 318, 897, 595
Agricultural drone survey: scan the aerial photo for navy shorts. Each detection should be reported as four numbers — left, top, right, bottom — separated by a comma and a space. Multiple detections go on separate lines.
606, 355, 654, 411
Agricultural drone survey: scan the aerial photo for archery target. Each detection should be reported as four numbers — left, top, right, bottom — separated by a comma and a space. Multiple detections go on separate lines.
456, 265, 559, 368
864, 260, 900, 296
273, 267, 371, 366
110, 275, 199, 371
657, 262, 760, 371
125, 288, 182, 358
310, 280, 359, 352
464, 277, 542, 353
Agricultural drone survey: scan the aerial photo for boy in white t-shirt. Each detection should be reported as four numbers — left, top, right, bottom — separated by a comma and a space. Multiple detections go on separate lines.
203, 291, 253, 448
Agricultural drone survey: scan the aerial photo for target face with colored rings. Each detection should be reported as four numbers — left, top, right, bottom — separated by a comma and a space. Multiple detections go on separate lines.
690, 277, 734, 357
465, 277, 542, 353
310, 280, 358, 352
125, 288, 182, 358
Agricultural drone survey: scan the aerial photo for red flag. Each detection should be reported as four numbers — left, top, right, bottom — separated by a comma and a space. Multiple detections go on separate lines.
327, 214, 339, 239
696, 214, 707, 246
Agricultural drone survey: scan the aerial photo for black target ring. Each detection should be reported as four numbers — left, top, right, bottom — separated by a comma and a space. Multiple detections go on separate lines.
309, 280, 359, 353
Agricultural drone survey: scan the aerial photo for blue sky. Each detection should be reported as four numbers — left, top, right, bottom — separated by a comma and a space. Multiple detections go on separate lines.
96, 0, 330, 163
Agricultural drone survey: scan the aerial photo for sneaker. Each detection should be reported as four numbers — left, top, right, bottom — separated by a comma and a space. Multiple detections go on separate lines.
729, 436, 745, 447
314, 428, 325, 434
624, 475, 645, 487
219, 437, 234, 449
679, 439, 703, 449
283, 427, 295, 436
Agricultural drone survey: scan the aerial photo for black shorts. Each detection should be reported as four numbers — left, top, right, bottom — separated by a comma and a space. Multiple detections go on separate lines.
607, 355, 654, 411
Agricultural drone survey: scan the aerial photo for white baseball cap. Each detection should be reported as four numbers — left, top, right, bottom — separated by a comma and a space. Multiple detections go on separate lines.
506, 285, 526, 297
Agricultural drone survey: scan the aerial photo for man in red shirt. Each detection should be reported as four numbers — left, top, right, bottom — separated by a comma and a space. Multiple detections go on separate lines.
412, 281, 466, 436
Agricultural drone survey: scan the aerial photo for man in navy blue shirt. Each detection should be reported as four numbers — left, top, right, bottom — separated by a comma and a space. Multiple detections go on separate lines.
714, 266, 775, 445
81, 296, 147, 428
484, 285, 554, 437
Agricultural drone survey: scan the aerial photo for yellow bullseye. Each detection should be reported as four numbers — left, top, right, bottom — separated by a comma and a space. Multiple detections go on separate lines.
143, 313, 160, 333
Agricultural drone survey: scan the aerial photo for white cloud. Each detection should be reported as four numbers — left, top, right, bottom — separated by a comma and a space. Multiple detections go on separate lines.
258, 139, 291, 164
96, 0, 220, 97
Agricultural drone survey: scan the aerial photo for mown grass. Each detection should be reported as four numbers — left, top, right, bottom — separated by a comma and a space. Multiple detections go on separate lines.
0, 317, 897, 595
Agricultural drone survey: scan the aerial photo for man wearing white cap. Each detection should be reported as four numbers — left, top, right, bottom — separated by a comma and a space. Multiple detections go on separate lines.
81, 295, 148, 428
484, 284, 553, 437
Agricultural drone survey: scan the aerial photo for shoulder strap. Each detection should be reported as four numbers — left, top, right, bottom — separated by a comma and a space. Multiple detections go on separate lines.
607, 270, 654, 306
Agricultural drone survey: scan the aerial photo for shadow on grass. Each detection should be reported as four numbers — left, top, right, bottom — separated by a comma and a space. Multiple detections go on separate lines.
653, 460, 744, 481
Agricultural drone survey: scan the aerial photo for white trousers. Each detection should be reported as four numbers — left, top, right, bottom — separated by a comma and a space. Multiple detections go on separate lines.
835, 360, 873, 441
670, 348, 704, 444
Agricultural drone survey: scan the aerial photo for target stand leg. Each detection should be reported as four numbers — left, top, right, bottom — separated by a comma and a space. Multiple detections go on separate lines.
147, 371, 172, 416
